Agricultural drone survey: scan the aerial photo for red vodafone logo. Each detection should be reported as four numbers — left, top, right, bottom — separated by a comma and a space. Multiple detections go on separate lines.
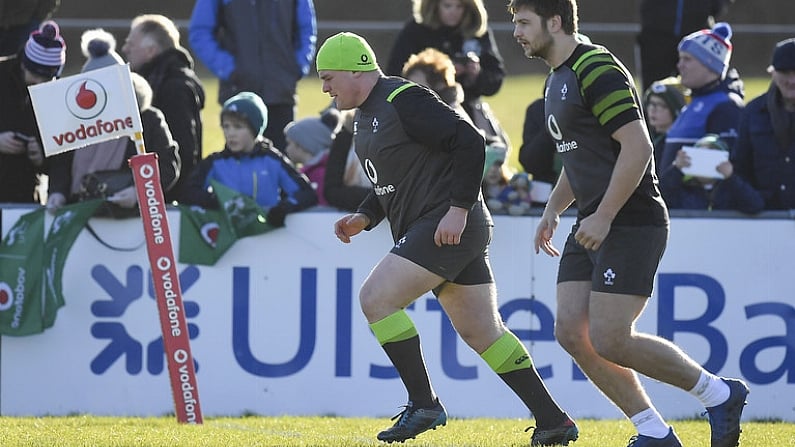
0, 282, 13, 311
65, 79, 108, 120
200, 223, 220, 248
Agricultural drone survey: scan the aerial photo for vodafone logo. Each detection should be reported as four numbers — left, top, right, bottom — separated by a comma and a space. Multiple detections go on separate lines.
547, 114, 563, 141
200, 223, 220, 248
66, 79, 108, 119
364, 159, 377, 183
0, 282, 13, 311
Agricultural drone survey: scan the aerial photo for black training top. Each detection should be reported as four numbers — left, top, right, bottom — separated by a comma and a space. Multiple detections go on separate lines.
354, 76, 489, 241
544, 44, 668, 226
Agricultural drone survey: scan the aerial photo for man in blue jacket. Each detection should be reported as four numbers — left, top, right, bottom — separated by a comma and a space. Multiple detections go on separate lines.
189, 0, 317, 151
658, 22, 744, 178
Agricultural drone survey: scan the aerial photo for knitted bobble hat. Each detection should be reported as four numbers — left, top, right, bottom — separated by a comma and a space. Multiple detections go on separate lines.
644, 77, 687, 119
22, 20, 66, 78
678, 22, 733, 77
284, 108, 341, 156
222, 92, 269, 136
80, 29, 125, 73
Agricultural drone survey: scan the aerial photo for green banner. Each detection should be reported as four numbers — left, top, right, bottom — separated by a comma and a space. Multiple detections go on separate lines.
178, 205, 237, 266
213, 181, 274, 238
42, 200, 102, 329
0, 208, 46, 336
0, 201, 100, 336
178, 181, 275, 266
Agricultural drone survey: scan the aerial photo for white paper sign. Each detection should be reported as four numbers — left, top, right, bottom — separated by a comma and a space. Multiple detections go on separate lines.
680, 146, 729, 179
28, 64, 142, 156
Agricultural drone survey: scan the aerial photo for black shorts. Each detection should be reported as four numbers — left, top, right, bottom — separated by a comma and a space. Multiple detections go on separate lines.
390, 203, 494, 293
557, 223, 668, 296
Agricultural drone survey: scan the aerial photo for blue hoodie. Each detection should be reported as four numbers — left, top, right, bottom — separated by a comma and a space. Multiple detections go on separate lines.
189, 0, 316, 105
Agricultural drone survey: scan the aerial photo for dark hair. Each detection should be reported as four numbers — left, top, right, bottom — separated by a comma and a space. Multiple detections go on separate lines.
507, 0, 578, 35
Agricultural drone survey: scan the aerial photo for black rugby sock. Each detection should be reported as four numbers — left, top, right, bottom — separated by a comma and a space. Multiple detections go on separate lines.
382, 335, 436, 409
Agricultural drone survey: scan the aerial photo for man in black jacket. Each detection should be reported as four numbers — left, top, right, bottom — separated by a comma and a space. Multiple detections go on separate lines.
123, 14, 205, 203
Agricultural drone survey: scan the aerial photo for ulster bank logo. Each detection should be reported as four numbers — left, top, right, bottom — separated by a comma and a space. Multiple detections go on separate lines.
90, 264, 200, 375
65, 79, 108, 119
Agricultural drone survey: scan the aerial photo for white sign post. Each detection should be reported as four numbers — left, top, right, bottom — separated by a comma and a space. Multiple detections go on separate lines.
28, 64, 203, 424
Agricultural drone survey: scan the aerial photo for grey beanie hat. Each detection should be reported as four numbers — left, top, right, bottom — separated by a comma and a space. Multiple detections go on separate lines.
284, 108, 341, 156
81, 28, 125, 73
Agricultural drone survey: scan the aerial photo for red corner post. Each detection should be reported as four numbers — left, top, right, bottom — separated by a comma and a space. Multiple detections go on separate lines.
129, 152, 203, 424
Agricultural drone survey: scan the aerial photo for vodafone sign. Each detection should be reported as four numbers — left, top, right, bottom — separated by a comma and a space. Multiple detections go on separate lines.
28, 63, 143, 156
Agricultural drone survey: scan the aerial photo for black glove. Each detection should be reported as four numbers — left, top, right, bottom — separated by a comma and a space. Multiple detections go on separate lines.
266, 204, 287, 227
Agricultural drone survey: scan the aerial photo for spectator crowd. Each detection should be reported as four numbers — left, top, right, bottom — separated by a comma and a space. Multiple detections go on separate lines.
1, 0, 793, 226
0, 1, 783, 446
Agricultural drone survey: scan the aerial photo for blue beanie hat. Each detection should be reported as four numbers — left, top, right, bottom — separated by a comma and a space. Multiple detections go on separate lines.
770, 37, 795, 72
678, 22, 733, 77
222, 92, 268, 135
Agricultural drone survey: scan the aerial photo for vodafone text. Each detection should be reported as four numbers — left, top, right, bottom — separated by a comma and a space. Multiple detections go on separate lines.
139, 164, 166, 245
52, 117, 135, 146
158, 258, 182, 338
175, 350, 199, 423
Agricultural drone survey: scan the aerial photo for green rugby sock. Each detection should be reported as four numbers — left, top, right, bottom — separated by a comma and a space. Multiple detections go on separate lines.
481, 331, 533, 373
481, 332, 564, 428
369, 309, 417, 345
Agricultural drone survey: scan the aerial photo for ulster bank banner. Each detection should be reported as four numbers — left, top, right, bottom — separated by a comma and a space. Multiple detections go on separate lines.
28, 64, 142, 156
1, 209, 793, 422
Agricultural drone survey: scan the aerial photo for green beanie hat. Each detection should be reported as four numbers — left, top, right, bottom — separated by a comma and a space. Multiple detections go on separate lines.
222, 92, 268, 136
644, 76, 687, 119
316, 32, 377, 72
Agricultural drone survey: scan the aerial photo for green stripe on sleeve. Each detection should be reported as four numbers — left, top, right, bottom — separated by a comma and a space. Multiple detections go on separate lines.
592, 89, 634, 118
599, 102, 636, 126
573, 54, 614, 76
571, 48, 606, 72
581, 64, 620, 91
386, 83, 415, 102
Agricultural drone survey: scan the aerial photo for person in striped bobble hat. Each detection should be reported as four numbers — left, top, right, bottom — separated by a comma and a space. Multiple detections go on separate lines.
20, 20, 66, 83
0, 19, 66, 203
657, 22, 745, 179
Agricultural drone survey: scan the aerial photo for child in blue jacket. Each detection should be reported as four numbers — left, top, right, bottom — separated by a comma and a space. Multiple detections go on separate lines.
182, 91, 317, 226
